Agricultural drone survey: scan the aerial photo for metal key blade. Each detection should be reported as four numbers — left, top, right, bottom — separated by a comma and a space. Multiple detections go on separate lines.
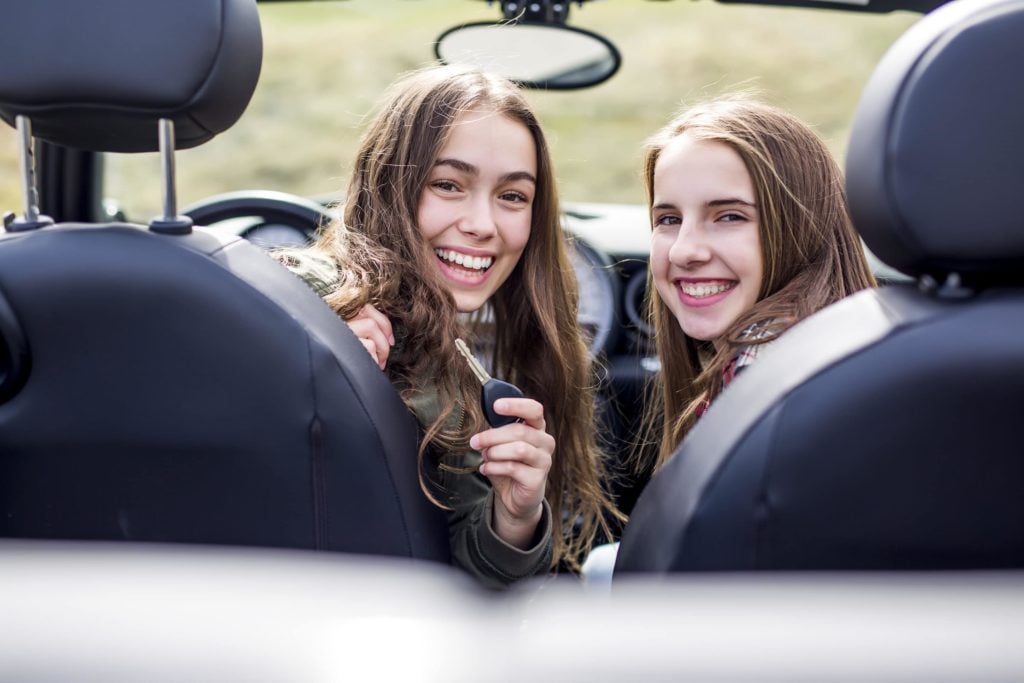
455, 338, 524, 428
455, 338, 491, 385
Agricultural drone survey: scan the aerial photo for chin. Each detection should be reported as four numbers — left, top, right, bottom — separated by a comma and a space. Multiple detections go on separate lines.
453, 294, 487, 314
680, 321, 727, 344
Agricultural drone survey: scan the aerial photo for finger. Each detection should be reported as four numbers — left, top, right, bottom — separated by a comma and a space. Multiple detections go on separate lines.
491, 397, 546, 430
359, 304, 394, 345
346, 317, 390, 349
347, 319, 391, 367
470, 422, 555, 454
359, 338, 383, 369
479, 459, 548, 490
481, 441, 552, 472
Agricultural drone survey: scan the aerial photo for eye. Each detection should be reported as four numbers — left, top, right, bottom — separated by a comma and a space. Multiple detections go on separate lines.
499, 190, 530, 204
431, 179, 460, 193
653, 214, 680, 228
717, 211, 748, 223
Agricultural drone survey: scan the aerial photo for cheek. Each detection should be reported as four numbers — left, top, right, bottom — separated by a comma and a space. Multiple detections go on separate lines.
415, 193, 446, 242
649, 234, 673, 282
503, 211, 532, 255
743, 238, 765, 297
649, 238, 677, 306
722, 227, 764, 294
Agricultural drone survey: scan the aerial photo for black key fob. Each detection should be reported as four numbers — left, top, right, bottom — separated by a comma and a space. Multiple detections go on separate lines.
482, 378, 525, 428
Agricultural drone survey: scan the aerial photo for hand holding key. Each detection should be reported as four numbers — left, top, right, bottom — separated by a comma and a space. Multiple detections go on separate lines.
458, 338, 554, 550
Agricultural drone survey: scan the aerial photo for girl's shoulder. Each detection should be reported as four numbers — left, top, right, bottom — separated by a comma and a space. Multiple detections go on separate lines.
273, 248, 341, 297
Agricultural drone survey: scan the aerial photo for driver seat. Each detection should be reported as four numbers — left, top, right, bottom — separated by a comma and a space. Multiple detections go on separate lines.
617, 0, 1024, 574
0, 0, 449, 561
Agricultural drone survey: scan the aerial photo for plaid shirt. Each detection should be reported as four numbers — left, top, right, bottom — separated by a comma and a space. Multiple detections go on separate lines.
698, 320, 778, 417
724, 319, 777, 382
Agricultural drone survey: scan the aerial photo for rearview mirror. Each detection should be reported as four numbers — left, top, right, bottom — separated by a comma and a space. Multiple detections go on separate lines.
435, 22, 621, 90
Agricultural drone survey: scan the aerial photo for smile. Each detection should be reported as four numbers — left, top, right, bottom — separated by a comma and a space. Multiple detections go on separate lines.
678, 281, 736, 298
434, 249, 494, 273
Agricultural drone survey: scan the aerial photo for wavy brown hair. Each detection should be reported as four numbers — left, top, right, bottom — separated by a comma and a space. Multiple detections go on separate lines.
638, 96, 876, 472
310, 65, 620, 570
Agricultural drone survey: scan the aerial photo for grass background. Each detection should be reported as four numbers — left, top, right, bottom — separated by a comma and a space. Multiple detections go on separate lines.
0, 1, 918, 220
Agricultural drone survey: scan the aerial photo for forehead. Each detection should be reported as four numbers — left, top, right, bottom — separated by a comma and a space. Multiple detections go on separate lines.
436, 108, 537, 175
653, 133, 753, 202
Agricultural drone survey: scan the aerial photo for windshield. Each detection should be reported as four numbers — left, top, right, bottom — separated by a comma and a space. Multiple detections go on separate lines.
4, 1, 919, 221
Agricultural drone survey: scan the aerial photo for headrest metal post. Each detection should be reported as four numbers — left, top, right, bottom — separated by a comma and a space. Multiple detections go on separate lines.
5, 116, 53, 233
159, 118, 177, 220
16, 116, 39, 224
149, 118, 193, 235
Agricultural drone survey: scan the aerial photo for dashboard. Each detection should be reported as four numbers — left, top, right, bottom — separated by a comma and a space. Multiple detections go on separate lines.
562, 201, 653, 360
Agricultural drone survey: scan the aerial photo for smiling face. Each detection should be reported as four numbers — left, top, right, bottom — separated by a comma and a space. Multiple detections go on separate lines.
650, 133, 764, 346
417, 108, 537, 313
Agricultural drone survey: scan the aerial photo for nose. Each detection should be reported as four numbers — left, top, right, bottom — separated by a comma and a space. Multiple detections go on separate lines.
667, 221, 711, 268
457, 193, 498, 240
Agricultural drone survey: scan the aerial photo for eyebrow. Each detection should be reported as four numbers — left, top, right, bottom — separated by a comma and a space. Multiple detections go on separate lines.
434, 157, 536, 185
708, 198, 756, 208
651, 198, 756, 211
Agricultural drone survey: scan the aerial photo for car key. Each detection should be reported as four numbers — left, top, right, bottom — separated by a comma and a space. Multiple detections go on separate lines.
454, 338, 524, 428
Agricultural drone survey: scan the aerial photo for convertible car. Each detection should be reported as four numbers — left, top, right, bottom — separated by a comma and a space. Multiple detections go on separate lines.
0, 0, 1022, 679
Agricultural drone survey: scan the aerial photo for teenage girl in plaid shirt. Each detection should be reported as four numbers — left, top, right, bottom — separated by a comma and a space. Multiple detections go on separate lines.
582, 96, 876, 583
641, 95, 877, 473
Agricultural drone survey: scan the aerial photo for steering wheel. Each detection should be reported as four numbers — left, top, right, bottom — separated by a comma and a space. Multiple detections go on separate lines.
182, 190, 332, 247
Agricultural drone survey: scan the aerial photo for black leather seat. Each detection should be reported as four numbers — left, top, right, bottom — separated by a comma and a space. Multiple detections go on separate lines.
0, 0, 449, 561
617, 0, 1024, 574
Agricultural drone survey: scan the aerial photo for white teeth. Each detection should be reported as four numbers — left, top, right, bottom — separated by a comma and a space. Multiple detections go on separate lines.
681, 282, 733, 298
435, 249, 493, 272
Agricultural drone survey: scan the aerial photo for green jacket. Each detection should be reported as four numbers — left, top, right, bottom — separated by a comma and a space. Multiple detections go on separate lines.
277, 249, 553, 589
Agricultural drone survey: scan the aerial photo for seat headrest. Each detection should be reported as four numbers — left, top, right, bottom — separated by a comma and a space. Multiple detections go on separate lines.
846, 0, 1024, 281
0, 0, 262, 153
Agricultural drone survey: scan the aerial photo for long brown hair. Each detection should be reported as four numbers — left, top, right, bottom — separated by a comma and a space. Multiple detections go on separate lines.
640, 96, 876, 471
312, 65, 620, 569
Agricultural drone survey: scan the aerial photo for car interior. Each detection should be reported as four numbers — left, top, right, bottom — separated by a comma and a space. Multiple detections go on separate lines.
0, 0, 1022, 676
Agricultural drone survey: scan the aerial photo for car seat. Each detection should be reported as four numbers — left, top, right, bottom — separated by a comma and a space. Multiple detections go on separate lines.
617, 0, 1024, 573
0, 0, 449, 561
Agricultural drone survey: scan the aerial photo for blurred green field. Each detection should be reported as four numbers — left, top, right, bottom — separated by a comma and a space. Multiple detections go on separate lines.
0, 1, 918, 221
1, 131, 17, 216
